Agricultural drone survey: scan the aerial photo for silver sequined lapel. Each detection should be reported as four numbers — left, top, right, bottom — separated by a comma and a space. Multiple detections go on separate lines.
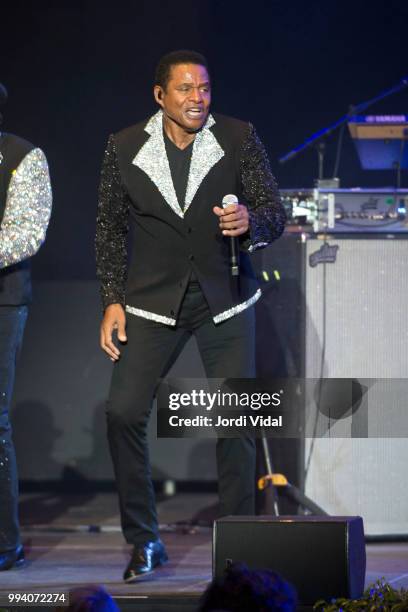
132, 111, 181, 217
184, 116, 224, 214
132, 110, 224, 218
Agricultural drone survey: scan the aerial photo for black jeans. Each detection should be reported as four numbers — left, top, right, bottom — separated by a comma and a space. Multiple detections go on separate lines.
107, 282, 256, 546
0, 305, 27, 553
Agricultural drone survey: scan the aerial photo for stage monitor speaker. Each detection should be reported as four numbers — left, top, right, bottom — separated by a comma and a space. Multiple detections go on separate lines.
213, 515, 366, 605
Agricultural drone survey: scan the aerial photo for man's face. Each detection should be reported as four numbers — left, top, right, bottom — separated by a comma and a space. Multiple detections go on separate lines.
154, 63, 211, 132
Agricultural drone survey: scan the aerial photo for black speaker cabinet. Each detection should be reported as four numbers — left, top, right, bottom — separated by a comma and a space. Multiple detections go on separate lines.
253, 234, 306, 514
213, 515, 366, 604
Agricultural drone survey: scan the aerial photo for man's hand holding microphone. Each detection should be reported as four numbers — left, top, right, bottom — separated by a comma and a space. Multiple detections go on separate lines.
213, 194, 249, 276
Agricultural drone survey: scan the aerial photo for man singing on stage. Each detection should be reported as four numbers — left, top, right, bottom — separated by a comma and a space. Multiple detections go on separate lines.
96, 50, 286, 582
0, 82, 52, 570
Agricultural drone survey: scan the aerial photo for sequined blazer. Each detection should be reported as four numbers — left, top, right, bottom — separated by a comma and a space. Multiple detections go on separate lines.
0, 133, 52, 305
96, 110, 286, 326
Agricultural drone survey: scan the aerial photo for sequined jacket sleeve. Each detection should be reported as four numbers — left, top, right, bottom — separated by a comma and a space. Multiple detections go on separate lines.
95, 134, 130, 310
0, 148, 52, 269
240, 123, 286, 251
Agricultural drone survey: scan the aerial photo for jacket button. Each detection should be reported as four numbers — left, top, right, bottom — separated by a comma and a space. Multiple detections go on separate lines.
179, 282, 183, 288
187, 227, 192, 233
170, 310, 175, 316
189, 254, 194, 261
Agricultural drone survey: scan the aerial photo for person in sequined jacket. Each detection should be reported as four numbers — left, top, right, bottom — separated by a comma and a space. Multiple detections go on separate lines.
0, 82, 52, 571
95, 50, 286, 582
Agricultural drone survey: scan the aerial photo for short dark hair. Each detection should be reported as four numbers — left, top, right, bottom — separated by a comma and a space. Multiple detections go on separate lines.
154, 50, 210, 91
198, 563, 297, 612
57, 585, 119, 612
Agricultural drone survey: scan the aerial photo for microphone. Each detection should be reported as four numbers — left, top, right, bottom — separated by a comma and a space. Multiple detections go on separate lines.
222, 194, 240, 277
0, 83, 8, 106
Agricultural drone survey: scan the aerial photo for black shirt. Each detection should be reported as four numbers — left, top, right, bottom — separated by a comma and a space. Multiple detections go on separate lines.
163, 130, 199, 285
163, 130, 193, 210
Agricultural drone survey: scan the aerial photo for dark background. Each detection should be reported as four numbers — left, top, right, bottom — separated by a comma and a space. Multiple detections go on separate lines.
2, 2, 407, 510
1, 0, 407, 281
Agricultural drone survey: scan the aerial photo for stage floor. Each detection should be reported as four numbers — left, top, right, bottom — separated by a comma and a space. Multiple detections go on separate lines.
0, 493, 407, 610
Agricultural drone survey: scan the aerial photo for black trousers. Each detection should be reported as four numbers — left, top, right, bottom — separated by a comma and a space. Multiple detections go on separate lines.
107, 282, 256, 546
0, 305, 28, 553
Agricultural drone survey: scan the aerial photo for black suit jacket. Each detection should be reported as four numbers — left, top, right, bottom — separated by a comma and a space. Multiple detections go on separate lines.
96, 111, 286, 325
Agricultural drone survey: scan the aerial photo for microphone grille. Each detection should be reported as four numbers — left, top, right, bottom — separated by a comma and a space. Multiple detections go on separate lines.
222, 194, 238, 208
